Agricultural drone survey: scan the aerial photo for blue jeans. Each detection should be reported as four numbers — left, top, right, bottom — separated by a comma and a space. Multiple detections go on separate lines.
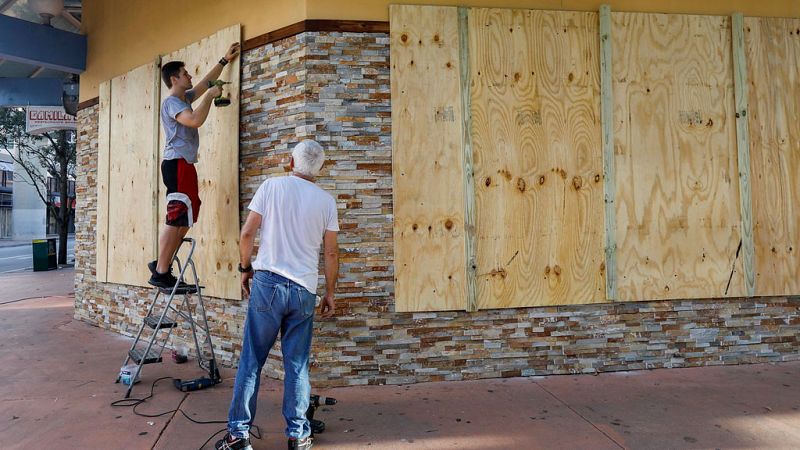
227, 270, 316, 439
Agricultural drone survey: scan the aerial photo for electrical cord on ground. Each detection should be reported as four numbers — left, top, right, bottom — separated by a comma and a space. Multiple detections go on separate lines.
111, 377, 262, 450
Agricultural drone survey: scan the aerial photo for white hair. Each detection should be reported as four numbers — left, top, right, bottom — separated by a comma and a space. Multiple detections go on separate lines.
291, 139, 325, 177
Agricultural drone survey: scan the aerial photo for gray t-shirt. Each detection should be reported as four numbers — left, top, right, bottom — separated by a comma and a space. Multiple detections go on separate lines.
161, 91, 199, 163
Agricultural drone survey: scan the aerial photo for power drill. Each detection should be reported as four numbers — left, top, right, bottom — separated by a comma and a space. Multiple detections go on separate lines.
207, 80, 232, 106
173, 360, 222, 392
307, 394, 337, 435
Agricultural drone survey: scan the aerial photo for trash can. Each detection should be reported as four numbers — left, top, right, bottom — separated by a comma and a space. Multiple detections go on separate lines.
32, 238, 58, 271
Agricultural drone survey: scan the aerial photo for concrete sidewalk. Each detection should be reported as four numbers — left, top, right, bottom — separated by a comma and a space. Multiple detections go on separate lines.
0, 266, 74, 303
1, 293, 798, 449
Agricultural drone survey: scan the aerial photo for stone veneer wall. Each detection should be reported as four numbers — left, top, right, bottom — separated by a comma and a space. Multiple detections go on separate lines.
75, 31, 800, 387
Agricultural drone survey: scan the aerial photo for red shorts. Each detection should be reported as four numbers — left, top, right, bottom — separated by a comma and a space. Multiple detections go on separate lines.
161, 158, 201, 227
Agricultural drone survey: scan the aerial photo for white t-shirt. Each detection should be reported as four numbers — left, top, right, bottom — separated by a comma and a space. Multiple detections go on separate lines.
248, 175, 339, 293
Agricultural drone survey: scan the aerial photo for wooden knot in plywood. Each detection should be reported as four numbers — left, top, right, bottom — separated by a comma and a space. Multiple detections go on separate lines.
498, 169, 512, 181
444, 219, 454, 230
485, 176, 492, 187
517, 178, 526, 193
539, 175, 546, 185
572, 176, 583, 190
553, 265, 562, 276
400, 33, 408, 43
488, 268, 507, 278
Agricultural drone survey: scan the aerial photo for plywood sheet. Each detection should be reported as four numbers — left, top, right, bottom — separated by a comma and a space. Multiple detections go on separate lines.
106, 61, 159, 287
95, 81, 111, 283
159, 25, 241, 300
745, 17, 800, 296
391, 5, 467, 312
613, 13, 743, 300
470, 8, 606, 308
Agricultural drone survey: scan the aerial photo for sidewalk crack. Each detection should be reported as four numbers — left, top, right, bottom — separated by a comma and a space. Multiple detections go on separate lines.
534, 381, 627, 450
151, 392, 188, 450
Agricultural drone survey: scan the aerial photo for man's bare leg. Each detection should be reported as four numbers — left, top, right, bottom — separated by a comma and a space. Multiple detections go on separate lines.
156, 225, 190, 273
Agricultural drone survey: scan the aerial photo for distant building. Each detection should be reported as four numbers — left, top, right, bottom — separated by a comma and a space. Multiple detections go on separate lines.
0, 152, 12, 238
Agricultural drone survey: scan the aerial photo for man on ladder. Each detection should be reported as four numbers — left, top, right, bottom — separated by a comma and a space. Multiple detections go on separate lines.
215, 140, 340, 450
118, 42, 242, 399
148, 42, 241, 288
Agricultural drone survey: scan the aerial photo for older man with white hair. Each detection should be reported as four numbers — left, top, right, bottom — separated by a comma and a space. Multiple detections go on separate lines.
217, 139, 339, 450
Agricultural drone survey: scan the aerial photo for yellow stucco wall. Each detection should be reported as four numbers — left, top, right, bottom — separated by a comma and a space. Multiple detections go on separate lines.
81, 0, 306, 101
81, 0, 800, 101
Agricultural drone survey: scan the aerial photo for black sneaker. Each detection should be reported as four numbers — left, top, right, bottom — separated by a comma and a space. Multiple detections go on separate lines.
288, 436, 313, 450
148, 260, 190, 288
214, 433, 252, 450
148, 270, 180, 289
147, 260, 158, 275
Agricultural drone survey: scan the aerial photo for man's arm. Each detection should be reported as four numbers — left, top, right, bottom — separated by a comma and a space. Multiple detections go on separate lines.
188, 42, 241, 100
320, 230, 339, 317
174, 87, 219, 129
239, 210, 262, 296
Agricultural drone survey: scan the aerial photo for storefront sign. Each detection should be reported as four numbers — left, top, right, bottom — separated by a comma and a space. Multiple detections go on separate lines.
25, 106, 77, 134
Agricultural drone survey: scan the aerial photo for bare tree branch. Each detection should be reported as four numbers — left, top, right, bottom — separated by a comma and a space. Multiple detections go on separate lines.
1, 107, 76, 263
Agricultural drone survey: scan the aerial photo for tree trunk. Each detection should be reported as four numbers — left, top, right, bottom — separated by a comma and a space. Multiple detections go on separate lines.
57, 131, 70, 265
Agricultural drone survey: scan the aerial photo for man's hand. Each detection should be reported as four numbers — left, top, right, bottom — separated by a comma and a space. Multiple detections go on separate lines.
319, 292, 335, 318
241, 271, 254, 297
208, 85, 222, 98
225, 42, 241, 62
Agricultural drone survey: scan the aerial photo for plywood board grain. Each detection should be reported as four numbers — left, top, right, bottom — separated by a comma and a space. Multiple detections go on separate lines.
613, 13, 743, 301
470, 8, 606, 308
106, 61, 159, 287
391, 5, 467, 312
95, 81, 111, 283
745, 17, 800, 296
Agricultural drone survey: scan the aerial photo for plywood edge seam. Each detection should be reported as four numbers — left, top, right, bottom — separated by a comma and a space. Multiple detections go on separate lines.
458, 6, 478, 313
151, 56, 162, 261
599, 4, 618, 302
731, 12, 756, 297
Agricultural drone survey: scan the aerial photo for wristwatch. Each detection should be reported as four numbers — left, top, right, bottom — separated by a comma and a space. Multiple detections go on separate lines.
238, 263, 253, 273
219, 56, 229, 67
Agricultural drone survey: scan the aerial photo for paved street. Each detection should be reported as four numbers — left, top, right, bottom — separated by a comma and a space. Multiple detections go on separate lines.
0, 237, 74, 273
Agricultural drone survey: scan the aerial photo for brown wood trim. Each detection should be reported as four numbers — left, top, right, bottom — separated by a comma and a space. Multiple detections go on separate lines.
242, 20, 389, 52
77, 96, 99, 111
305, 20, 390, 34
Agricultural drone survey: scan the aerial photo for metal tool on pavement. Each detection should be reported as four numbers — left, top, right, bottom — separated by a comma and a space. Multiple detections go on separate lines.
115, 238, 221, 398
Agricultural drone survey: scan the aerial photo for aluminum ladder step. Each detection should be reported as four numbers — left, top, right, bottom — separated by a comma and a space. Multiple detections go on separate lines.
144, 315, 177, 329
128, 347, 162, 365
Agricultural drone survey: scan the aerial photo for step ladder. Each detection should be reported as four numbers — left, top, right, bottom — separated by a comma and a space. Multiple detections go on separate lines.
116, 238, 221, 398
